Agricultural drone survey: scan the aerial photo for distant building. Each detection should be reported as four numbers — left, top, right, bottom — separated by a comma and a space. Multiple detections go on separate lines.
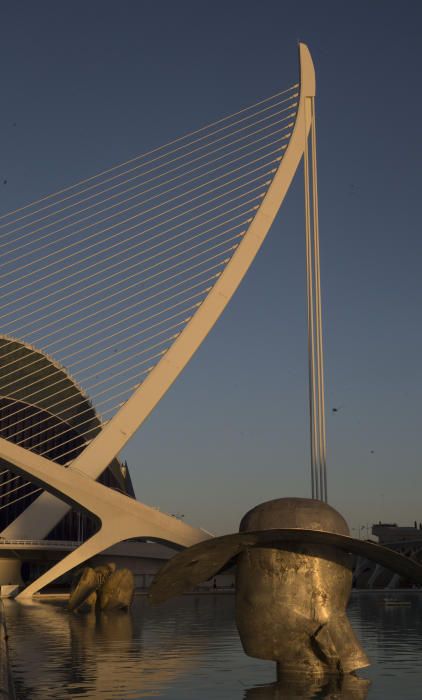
353, 522, 422, 589
372, 522, 422, 545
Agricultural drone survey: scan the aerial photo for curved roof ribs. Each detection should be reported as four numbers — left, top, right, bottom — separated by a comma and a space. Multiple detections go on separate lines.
0, 336, 133, 532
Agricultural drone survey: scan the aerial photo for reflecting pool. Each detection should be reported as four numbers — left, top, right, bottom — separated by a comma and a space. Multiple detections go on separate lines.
4, 591, 422, 699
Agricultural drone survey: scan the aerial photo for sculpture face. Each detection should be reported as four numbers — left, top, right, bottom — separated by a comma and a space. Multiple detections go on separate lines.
235, 498, 369, 675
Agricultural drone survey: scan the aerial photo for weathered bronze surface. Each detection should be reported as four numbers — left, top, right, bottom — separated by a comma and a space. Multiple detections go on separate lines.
98, 569, 135, 611
68, 562, 134, 613
150, 496, 422, 677
149, 526, 422, 604
236, 499, 368, 675
68, 566, 101, 612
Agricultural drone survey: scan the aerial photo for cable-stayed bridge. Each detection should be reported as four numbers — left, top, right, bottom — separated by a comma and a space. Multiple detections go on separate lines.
0, 44, 327, 597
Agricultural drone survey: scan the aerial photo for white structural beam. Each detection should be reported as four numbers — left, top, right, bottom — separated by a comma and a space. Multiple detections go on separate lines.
0, 437, 208, 598
0, 45, 317, 597
3, 44, 315, 543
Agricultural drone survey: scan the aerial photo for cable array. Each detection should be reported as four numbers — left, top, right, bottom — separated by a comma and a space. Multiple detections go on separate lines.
0, 83, 298, 519
303, 97, 327, 502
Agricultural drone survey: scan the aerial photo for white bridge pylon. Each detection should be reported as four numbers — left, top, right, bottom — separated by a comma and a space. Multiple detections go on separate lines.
0, 44, 319, 597
0, 437, 208, 599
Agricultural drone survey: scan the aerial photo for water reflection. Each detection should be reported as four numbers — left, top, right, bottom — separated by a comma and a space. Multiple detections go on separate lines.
4, 592, 422, 699
244, 673, 370, 699
5, 598, 211, 698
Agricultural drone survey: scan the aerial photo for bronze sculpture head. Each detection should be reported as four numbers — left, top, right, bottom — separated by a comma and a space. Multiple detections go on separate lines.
236, 498, 368, 675
150, 496, 422, 677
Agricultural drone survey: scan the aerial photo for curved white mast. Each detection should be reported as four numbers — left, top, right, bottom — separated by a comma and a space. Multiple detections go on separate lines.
48, 43, 317, 482
3, 43, 320, 545
0, 44, 327, 596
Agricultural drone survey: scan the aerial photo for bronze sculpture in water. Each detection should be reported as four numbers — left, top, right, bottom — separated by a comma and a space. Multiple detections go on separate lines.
69, 562, 134, 613
150, 497, 422, 679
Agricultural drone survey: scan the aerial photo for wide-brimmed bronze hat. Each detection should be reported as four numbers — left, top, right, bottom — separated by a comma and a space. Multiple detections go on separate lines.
150, 497, 422, 604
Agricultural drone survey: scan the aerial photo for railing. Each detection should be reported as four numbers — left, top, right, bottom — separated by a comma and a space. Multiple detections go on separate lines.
0, 539, 79, 548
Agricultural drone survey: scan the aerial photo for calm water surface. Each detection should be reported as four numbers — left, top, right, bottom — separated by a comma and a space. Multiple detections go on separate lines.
4, 591, 422, 699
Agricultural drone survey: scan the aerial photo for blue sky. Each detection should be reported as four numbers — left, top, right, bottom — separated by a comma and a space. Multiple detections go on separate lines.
1, 1, 421, 535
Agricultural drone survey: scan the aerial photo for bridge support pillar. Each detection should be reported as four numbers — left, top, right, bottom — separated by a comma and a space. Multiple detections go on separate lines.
0, 437, 209, 598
